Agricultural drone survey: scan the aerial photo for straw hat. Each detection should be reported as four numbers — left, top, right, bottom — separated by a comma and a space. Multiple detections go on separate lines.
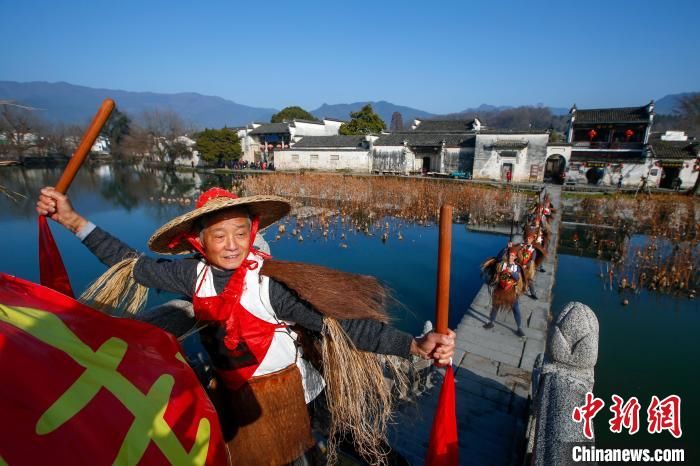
148, 188, 291, 254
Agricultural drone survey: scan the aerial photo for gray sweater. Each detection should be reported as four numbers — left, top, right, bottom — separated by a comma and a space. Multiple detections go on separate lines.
82, 226, 414, 358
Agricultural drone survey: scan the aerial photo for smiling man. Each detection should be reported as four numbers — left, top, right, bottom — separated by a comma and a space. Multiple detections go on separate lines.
37, 186, 456, 465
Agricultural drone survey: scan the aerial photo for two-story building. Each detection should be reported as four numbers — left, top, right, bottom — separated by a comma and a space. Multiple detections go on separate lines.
554, 102, 655, 186
238, 118, 344, 163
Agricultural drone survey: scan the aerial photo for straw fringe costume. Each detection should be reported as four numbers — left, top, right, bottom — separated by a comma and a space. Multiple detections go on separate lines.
77, 189, 412, 465
480, 249, 525, 313
481, 247, 527, 336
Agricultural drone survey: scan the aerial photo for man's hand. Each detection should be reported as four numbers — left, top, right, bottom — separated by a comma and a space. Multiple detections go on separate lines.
36, 187, 87, 234
410, 329, 456, 366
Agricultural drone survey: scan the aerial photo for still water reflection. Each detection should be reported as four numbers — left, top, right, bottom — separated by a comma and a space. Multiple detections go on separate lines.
0, 164, 502, 332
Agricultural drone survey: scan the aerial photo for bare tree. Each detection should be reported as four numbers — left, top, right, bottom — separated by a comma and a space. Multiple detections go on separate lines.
139, 109, 189, 162
0, 103, 46, 158
675, 93, 700, 136
120, 125, 153, 159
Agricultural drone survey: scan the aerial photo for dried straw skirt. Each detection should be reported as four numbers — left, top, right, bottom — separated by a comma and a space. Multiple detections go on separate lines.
219, 364, 314, 466
525, 261, 536, 282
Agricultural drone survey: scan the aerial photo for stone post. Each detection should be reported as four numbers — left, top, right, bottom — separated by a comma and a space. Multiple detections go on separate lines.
529, 301, 600, 466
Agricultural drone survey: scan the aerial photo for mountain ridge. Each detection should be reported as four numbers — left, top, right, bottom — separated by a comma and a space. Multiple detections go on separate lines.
0, 80, 693, 129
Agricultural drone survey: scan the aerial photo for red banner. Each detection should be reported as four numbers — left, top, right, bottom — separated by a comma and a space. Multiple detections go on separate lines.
0, 274, 227, 466
425, 365, 459, 466
38, 216, 74, 298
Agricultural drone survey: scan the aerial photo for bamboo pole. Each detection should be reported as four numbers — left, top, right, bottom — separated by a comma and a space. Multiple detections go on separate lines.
435, 204, 453, 335
55, 98, 115, 193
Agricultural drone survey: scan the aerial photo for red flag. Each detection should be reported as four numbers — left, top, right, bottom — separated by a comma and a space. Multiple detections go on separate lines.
0, 273, 227, 466
425, 365, 459, 466
38, 216, 74, 297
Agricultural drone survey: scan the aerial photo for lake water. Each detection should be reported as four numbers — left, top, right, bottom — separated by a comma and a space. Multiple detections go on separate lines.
1, 164, 697, 460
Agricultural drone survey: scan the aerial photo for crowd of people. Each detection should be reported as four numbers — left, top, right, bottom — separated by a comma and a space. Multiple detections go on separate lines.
481, 192, 554, 337
229, 160, 275, 171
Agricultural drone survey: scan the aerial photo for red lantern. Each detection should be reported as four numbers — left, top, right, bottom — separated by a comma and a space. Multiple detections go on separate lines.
588, 129, 597, 141
625, 129, 634, 141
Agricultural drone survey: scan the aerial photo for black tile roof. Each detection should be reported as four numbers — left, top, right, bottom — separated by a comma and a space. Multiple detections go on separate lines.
573, 106, 651, 124
570, 150, 646, 164
649, 141, 700, 160
249, 123, 290, 135
374, 132, 475, 147
479, 129, 549, 135
290, 119, 324, 125
291, 135, 367, 149
487, 140, 529, 150
411, 119, 478, 132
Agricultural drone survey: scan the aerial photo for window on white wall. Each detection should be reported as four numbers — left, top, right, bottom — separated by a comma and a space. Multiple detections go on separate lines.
330, 154, 339, 161
310, 154, 319, 163
292, 154, 299, 161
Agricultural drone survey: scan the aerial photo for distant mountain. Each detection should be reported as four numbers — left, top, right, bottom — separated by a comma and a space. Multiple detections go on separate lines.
449, 103, 570, 117
0, 81, 277, 128
311, 101, 437, 126
654, 92, 698, 115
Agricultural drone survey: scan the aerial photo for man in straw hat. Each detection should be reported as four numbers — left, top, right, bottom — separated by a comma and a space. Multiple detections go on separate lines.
37, 186, 455, 465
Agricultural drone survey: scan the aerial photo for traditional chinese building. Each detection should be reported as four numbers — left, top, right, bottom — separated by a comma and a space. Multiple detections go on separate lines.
472, 131, 550, 182
647, 132, 700, 189
371, 119, 480, 174
274, 135, 374, 172
557, 102, 655, 186
238, 118, 344, 163
371, 118, 550, 180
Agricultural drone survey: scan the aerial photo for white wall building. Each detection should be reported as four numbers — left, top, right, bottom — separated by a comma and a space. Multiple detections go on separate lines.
473, 132, 550, 182
170, 135, 201, 167
372, 133, 475, 174
239, 118, 344, 163
274, 135, 372, 172
647, 133, 699, 189
373, 119, 480, 175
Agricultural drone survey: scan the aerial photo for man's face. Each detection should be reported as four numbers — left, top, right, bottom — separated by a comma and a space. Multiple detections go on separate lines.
198, 208, 251, 270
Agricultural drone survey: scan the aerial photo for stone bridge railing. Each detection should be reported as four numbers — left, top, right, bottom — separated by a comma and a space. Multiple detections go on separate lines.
526, 301, 600, 466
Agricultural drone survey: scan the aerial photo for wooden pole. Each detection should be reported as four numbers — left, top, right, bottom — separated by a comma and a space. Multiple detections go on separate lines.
435, 204, 453, 335
54, 98, 115, 194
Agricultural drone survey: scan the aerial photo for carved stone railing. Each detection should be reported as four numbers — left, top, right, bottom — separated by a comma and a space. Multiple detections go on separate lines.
527, 301, 600, 466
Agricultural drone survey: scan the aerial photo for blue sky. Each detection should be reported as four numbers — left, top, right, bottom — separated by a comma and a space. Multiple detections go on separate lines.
1, 0, 698, 113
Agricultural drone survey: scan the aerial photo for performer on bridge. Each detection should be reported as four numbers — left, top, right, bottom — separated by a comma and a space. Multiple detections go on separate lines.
481, 246, 526, 338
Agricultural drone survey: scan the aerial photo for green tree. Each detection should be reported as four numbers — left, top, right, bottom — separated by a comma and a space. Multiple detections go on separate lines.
339, 104, 386, 135
271, 106, 319, 123
102, 108, 131, 157
195, 128, 242, 166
